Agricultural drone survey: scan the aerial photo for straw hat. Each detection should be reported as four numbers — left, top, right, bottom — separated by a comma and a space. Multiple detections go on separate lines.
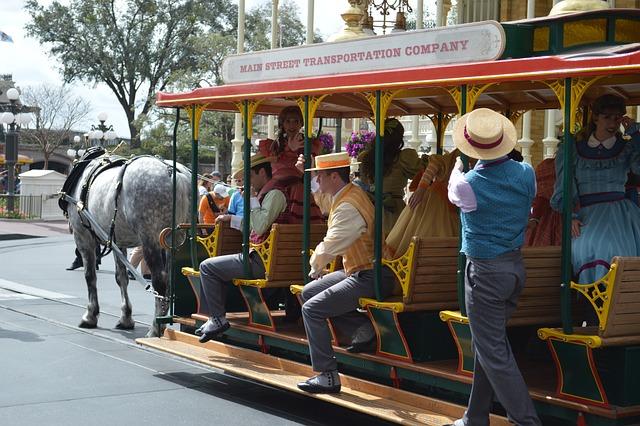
233, 153, 273, 179
305, 152, 355, 171
453, 108, 516, 161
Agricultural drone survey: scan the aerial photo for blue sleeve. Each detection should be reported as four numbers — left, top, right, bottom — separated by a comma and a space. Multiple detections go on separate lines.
626, 130, 640, 175
524, 163, 536, 203
228, 193, 238, 215
550, 143, 578, 213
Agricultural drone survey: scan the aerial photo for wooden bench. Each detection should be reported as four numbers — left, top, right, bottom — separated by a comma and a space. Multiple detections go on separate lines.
179, 222, 243, 314
538, 256, 640, 407
357, 237, 460, 362
439, 245, 562, 375
232, 223, 327, 331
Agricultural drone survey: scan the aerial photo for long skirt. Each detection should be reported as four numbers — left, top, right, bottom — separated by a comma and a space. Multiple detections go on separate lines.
573, 199, 640, 283
385, 182, 459, 259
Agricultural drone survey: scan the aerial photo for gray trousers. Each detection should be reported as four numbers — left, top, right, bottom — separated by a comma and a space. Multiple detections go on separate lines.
463, 250, 541, 426
301, 268, 394, 372
199, 251, 265, 317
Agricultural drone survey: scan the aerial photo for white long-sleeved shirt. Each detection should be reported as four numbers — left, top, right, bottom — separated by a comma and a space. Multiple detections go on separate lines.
309, 185, 367, 277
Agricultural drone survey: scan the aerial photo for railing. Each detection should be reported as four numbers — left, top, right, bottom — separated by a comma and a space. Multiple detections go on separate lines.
0, 194, 43, 219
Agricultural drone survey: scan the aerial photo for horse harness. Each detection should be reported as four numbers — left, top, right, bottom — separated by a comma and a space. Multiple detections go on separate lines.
59, 149, 170, 301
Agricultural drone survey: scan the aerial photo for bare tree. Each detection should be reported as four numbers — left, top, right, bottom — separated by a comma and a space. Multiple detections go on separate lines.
21, 84, 91, 169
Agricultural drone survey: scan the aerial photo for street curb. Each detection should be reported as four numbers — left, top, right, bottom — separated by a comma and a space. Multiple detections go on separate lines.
0, 235, 73, 250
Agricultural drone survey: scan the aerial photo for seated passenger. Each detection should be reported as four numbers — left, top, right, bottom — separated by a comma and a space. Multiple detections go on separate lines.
197, 154, 322, 343
198, 183, 230, 224
296, 152, 395, 394
227, 175, 244, 218
551, 94, 640, 283
385, 148, 470, 258
259, 106, 322, 222
357, 118, 424, 235
525, 157, 562, 246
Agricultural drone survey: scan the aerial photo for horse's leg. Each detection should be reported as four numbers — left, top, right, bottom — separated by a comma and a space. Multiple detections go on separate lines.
114, 248, 135, 330
78, 237, 99, 329
143, 244, 168, 337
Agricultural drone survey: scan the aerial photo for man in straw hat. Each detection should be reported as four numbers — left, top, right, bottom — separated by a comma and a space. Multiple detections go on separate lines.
295, 152, 395, 394
197, 153, 321, 343
445, 108, 540, 426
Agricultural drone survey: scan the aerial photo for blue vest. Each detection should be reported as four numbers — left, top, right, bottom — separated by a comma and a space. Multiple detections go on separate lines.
461, 158, 535, 259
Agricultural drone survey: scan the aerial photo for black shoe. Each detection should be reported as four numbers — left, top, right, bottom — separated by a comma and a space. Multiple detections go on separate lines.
346, 337, 377, 354
66, 258, 83, 271
127, 271, 135, 280
198, 321, 230, 343
95, 264, 99, 270
143, 274, 151, 280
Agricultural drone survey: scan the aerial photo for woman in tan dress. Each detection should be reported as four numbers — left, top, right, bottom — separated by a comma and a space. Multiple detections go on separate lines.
357, 118, 424, 235
385, 149, 463, 258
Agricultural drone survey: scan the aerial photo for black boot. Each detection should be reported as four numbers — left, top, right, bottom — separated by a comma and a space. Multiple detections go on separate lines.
66, 257, 83, 271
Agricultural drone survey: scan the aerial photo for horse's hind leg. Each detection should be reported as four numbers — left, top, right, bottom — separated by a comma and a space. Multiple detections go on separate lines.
78, 241, 99, 329
144, 245, 168, 337
114, 249, 135, 330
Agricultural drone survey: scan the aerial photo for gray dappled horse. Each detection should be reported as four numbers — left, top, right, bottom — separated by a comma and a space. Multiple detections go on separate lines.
62, 153, 190, 337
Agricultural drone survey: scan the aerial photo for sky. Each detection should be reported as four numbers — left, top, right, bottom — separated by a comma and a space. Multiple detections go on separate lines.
0, 0, 432, 138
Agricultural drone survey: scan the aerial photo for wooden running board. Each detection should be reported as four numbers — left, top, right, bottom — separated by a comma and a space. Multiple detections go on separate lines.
137, 329, 510, 426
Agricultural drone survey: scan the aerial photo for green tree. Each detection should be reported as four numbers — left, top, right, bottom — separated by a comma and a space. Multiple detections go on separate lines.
25, 0, 237, 148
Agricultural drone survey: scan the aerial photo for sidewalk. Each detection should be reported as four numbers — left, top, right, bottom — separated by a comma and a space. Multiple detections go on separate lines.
0, 219, 70, 240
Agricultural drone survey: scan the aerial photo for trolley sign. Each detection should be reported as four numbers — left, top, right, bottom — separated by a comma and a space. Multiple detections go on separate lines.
222, 21, 505, 84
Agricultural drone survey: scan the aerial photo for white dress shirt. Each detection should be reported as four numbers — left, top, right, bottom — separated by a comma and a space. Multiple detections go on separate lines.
309, 185, 367, 277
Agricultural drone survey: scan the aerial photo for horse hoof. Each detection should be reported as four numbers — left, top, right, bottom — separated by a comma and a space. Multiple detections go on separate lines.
79, 320, 97, 329
115, 321, 135, 330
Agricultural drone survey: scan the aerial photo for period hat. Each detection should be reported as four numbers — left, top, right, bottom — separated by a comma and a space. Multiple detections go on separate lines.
453, 108, 517, 161
305, 152, 355, 171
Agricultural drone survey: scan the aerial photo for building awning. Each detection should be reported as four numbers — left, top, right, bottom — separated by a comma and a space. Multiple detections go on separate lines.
0, 154, 34, 165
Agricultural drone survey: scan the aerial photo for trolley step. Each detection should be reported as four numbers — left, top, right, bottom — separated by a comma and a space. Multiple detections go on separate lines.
137, 329, 509, 426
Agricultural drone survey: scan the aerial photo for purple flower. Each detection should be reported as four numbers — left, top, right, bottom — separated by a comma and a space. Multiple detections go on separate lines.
318, 132, 334, 154
345, 130, 376, 158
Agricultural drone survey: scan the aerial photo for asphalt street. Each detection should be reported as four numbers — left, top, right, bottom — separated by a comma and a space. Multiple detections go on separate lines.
0, 220, 394, 426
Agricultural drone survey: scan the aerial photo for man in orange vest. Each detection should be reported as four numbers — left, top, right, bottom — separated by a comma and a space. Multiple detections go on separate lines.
296, 152, 395, 394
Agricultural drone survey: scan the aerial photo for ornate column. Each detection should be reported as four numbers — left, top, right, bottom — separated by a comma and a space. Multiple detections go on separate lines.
267, 0, 279, 140
436, 0, 446, 27
518, 112, 534, 164
307, 0, 315, 44
542, 110, 560, 159
231, 0, 246, 177
409, 0, 424, 152
517, 0, 536, 165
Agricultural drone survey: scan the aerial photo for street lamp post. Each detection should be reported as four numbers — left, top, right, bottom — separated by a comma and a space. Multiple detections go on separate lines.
0, 87, 33, 212
66, 135, 86, 165
88, 112, 117, 147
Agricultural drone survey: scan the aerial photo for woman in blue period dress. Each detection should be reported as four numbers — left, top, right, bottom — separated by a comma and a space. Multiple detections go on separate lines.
551, 94, 640, 283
